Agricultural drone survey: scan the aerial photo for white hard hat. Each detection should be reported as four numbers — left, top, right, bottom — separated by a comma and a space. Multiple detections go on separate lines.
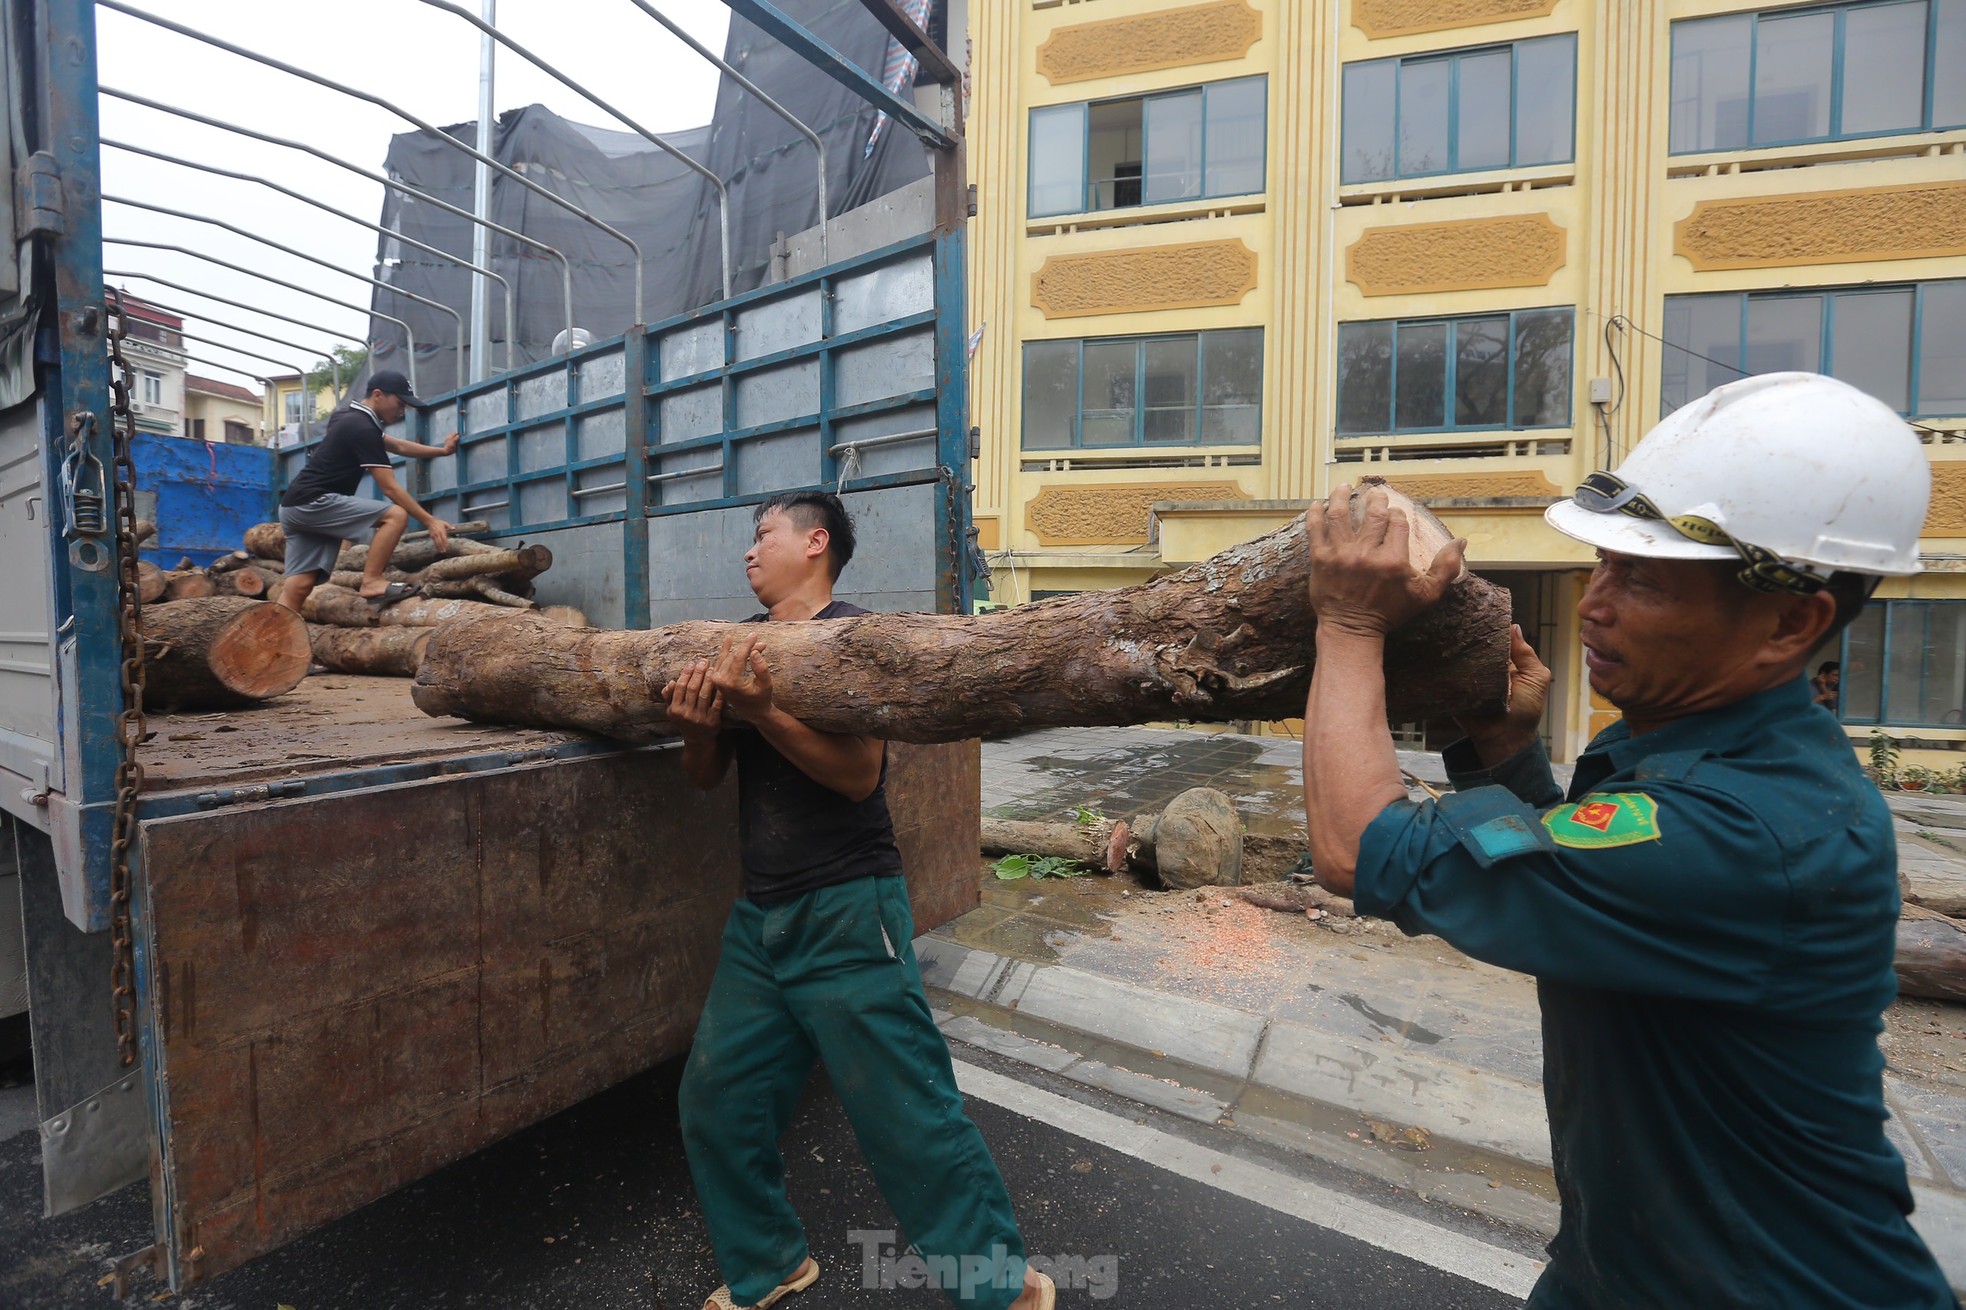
1546, 372, 1930, 589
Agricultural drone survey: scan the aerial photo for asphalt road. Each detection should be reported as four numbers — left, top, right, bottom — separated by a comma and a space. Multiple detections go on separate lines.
0, 1042, 1534, 1309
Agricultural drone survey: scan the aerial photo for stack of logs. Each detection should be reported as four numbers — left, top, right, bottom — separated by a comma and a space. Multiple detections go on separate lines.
236, 518, 582, 677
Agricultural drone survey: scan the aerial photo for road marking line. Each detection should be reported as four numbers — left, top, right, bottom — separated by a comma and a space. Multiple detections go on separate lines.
953, 1059, 1541, 1301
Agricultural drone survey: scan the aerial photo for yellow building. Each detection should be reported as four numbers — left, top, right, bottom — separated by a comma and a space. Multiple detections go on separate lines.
264, 373, 339, 449
966, 0, 1966, 763
183, 374, 263, 446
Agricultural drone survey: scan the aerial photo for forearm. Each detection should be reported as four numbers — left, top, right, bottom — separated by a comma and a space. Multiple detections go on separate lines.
678, 731, 731, 791
750, 707, 881, 802
384, 436, 450, 459
375, 477, 435, 526
1303, 628, 1410, 896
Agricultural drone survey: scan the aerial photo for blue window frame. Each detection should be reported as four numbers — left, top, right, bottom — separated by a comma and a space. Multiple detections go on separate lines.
1021, 328, 1263, 449
1838, 600, 1966, 728
1027, 76, 1268, 218
1670, 0, 1966, 152
1336, 309, 1574, 436
1340, 35, 1577, 184
1660, 279, 1966, 416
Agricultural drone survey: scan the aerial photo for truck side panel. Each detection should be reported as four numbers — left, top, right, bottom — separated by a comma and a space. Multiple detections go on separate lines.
137, 740, 979, 1288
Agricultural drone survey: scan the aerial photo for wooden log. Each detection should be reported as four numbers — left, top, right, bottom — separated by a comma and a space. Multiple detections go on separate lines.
412, 485, 1512, 744
175, 555, 197, 572
301, 585, 530, 630
217, 568, 266, 598
980, 787, 1244, 887
136, 560, 166, 605
418, 578, 537, 607
307, 624, 433, 677
419, 545, 551, 583
539, 605, 588, 629
139, 597, 310, 710
333, 521, 496, 573
1898, 905, 1966, 1004
244, 522, 286, 560
163, 569, 218, 601
133, 518, 156, 545
327, 568, 417, 592
980, 815, 1125, 873
208, 550, 253, 574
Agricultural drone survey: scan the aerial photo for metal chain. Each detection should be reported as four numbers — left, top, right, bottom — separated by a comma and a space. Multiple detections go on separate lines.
105, 290, 146, 1068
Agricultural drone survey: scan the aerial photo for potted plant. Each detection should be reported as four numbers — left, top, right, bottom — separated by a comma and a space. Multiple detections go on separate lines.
1868, 729, 1902, 789
1901, 765, 1931, 792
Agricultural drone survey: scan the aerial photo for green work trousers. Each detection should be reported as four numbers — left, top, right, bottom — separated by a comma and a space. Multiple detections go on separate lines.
678, 874, 1028, 1309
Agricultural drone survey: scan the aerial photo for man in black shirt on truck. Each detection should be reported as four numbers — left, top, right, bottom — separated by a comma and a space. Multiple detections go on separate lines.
664, 491, 1052, 1310
275, 370, 456, 613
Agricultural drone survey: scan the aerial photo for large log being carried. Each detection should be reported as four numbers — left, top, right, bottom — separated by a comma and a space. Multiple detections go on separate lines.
413, 485, 1512, 743
140, 597, 311, 711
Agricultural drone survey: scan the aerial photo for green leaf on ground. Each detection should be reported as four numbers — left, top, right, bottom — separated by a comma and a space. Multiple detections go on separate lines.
1073, 805, 1104, 826
992, 854, 1031, 880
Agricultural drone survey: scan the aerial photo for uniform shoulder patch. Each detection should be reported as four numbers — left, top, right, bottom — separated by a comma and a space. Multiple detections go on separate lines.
1541, 793, 1662, 849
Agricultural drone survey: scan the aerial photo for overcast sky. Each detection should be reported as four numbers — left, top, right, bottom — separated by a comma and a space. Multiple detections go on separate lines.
97, 0, 732, 392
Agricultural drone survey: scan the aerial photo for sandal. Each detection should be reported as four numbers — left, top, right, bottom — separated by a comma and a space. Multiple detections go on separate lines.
702, 1256, 819, 1310
361, 581, 421, 607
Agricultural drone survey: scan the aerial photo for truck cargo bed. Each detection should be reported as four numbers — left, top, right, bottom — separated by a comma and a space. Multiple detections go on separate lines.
136, 674, 607, 799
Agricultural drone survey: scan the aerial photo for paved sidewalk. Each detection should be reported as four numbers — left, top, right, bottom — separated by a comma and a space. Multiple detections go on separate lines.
922, 726, 1966, 1288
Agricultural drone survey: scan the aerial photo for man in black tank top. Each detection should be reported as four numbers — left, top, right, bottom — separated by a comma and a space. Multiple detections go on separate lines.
667, 493, 1051, 1310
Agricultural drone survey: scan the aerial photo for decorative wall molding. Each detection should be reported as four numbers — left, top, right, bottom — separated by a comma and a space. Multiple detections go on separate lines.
1346, 214, 1567, 296
975, 516, 1002, 551
1026, 482, 1246, 546
1674, 181, 1966, 271
1351, 0, 1560, 40
1035, 0, 1262, 85
1382, 471, 1564, 500
1926, 463, 1966, 536
1032, 239, 1259, 318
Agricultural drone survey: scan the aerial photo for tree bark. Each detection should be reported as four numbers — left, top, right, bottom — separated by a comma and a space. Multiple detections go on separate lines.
133, 518, 156, 546
301, 585, 533, 630
980, 816, 1125, 873
419, 545, 550, 583
334, 522, 496, 573
412, 488, 1512, 744
136, 560, 166, 605
307, 624, 433, 677
140, 597, 310, 710
244, 522, 286, 560
208, 550, 253, 574
1898, 905, 1966, 1004
163, 569, 218, 601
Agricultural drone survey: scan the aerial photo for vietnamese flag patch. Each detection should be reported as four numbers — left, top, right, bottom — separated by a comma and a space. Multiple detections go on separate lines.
1542, 793, 1662, 849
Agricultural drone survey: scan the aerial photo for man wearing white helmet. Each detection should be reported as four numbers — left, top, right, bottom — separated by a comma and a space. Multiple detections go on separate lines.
1299, 372, 1955, 1308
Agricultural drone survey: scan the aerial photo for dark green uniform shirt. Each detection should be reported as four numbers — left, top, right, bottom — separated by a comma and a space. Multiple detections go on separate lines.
1354, 676, 1955, 1309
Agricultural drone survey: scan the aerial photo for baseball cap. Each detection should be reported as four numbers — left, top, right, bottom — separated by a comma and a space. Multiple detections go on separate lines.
365, 370, 421, 405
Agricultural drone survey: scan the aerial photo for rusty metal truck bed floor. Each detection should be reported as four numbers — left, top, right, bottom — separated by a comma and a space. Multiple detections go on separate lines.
136, 673, 607, 796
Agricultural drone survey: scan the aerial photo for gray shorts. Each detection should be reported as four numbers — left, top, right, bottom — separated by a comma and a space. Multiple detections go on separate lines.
279, 493, 391, 578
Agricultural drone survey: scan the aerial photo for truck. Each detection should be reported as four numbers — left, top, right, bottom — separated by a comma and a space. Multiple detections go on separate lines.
0, 0, 978, 1291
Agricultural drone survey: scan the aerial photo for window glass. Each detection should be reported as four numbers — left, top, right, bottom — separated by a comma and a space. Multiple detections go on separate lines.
1923, 604, 1966, 726
1752, 10, 1835, 143
1512, 310, 1574, 427
1841, 1, 1928, 135
1087, 100, 1144, 211
1670, 15, 1752, 151
1455, 50, 1513, 171
1744, 295, 1823, 374
1336, 322, 1394, 434
1029, 104, 1087, 217
1398, 58, 1452, 175
1938, 0, 1966, 127
1080, 340, 1138, 446
1453, 316, 1511, 426
1918, 281, 1966, 415
1143, 90, 1203, 205
1887, 603, 1929, 724
1661, 295, 1742, 412
1395, 323, 1448, 429
1828, 289, 1914, 413
1842, 605, 1885, 720
1201, 328, 1263, 443
1204, 77, 1267, 196
1142, 338, 1198, 443
1341, 60, 1397, 183
1514, 35, 1578, 165
1021, 341, 1079, 449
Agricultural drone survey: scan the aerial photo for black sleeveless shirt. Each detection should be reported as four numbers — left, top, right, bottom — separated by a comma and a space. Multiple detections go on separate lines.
733, 601, 904, 903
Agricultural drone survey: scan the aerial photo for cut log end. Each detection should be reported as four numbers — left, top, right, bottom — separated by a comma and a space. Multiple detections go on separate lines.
209, 602, 313, 699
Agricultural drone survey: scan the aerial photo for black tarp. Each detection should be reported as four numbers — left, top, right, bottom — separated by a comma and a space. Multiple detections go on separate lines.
369, 0, 936, 393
